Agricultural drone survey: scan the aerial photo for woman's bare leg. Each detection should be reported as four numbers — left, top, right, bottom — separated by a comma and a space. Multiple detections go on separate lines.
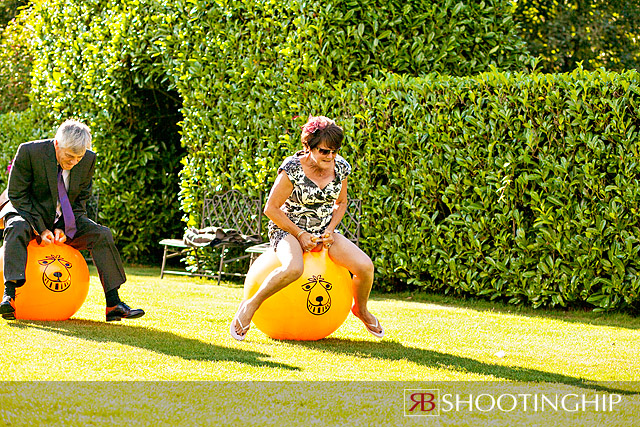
231, 234, 304, 338
327, 234, 382, 335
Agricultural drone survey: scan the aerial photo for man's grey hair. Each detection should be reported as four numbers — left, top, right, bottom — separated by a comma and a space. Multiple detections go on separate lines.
55, 119, 92, 153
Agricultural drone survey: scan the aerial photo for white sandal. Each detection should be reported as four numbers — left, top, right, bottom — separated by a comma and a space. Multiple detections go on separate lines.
229, 303, 251, 341
363, 315, 385, 339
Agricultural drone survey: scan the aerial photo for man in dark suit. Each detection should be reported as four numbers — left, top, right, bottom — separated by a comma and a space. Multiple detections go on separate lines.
0, 119, 145, 321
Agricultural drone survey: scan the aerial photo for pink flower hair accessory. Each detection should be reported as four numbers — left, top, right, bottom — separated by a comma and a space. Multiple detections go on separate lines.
301, 115, 333, 134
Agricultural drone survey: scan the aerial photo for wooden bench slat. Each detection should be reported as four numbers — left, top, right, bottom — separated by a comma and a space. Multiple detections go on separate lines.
159, 238, 188, 248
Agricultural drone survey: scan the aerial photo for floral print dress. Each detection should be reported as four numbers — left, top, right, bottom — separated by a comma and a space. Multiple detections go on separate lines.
268, 151, 351, 250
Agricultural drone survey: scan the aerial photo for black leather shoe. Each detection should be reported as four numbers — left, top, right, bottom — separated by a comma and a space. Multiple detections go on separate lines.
105, 302, 145, 322
0, 297, 16, 320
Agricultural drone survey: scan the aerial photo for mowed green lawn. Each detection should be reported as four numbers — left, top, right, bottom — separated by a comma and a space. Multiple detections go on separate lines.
1, 265, 639, 426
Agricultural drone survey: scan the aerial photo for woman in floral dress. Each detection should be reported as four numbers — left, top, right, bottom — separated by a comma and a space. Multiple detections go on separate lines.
230, 115, 384, 341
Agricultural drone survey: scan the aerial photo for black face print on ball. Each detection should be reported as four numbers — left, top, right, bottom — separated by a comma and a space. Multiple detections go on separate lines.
301, 275, 333, 315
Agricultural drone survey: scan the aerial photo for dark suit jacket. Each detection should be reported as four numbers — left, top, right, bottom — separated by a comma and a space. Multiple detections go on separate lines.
3, 139, 96, 235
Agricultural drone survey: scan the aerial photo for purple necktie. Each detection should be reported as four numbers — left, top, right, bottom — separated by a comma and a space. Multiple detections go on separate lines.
57, 169, 76, 239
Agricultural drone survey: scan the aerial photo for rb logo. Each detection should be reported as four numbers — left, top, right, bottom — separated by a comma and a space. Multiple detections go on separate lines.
404, 389, 440, 416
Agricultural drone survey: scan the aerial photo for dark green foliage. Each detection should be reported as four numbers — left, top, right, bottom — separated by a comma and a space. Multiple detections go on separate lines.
18, 0, 528, 263
0, 107, 52, 188
0, 2, 33, 114
3, 0, 637, 311
325, 68, 640, 311
0, 0, 26, 27
513, 0, 640, 73
180, 53, 640, 310
27, 1, 186, 262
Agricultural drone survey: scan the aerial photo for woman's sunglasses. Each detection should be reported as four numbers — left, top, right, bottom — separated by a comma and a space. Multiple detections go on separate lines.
316, 147, 338, 155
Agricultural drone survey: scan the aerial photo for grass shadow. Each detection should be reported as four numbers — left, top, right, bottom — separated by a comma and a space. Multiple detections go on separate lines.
292, 338, 636, 395
9, 320, 298, 371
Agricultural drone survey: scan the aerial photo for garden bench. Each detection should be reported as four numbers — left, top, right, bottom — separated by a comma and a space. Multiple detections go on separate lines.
159, 190, 263, 285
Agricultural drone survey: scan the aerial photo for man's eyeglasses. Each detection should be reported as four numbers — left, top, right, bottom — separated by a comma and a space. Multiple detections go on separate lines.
316, 147, 338, 155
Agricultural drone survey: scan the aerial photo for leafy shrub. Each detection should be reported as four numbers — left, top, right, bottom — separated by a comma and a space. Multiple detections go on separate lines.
0, 107, 52, 188
26, 0, 529, 263
28, 1, 185, 262
0, 2, 34, 114
18, 0, 640, 311
513, 1, 640, 73
177, 55, 640, 310
303, 68, 640, 311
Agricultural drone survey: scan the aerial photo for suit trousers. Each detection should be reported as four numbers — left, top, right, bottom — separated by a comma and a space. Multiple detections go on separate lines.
2, 213, 126, 292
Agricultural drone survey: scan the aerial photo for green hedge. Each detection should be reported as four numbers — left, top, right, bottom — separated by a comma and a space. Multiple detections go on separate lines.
23, 0, 529, 263
178, 65, 640, 311
176, 55, 640, 310
292, 68, 640, 311
0, 107, 52, 188
27, 1, 185, 261
190, 67, 640, 311
0, 2, 32, 114
160, 0, 532, 221
8, 0, 639, 311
